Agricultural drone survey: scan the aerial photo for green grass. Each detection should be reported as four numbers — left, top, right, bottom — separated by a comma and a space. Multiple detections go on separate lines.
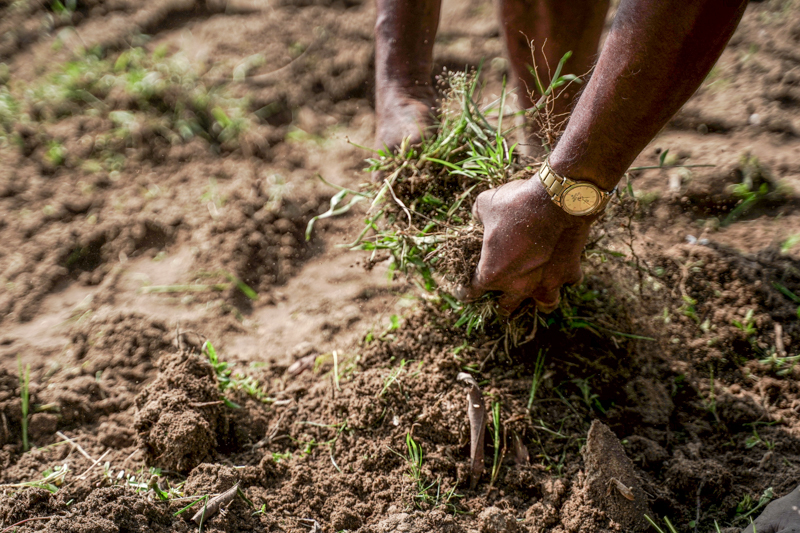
489, 400, 502, 486
306, 66, 578, 340
645, 515, 679, 533
389, 432, 461, 511
759, 350, 800, 376
378, 359, 408, 397
744, 422, 776, 450
18, 356, 30, 452
0, 464, 69, 494
527, 349, 547, 411
723, 154, 786, 227
202, 341, 272, 407
140, 270, 258, 301
781, 234, 800, 255
0, 46, 254, 167
735, 487, 774, 523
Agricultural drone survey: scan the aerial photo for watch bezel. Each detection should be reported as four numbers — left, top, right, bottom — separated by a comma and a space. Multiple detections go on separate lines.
559, 183, 603, 216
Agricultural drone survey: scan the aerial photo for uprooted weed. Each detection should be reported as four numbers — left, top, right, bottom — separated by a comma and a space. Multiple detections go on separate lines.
307, 59, 592, 343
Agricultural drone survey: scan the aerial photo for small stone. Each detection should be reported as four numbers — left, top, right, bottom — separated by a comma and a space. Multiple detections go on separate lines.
668, 170, 682, 192
697, 123, 709, 134
749, 113, 761, 126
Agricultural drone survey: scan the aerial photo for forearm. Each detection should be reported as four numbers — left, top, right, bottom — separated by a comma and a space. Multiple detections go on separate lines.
547, 0, 748, 191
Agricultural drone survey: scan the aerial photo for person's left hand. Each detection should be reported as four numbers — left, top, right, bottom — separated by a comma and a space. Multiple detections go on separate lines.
457, 175, 595, 315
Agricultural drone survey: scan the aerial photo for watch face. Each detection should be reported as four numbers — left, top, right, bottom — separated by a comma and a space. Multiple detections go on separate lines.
562, 184, 601, 215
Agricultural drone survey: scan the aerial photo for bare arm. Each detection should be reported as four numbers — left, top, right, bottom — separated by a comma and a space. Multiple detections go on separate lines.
549, 0, 748, 189
466, 0, 749, 314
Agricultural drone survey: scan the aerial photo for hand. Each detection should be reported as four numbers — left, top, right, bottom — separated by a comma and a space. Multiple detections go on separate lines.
743, 487, 800, 533
458, 176, 595, 315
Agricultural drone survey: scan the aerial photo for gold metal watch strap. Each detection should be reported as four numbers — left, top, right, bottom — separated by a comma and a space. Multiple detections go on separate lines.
538, 159, 572, 204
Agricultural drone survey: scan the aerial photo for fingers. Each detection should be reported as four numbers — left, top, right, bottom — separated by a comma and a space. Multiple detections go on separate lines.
457, 261, 579, 316
471, 189, 492, 224
496, 291, 529, 316
534, 294, 560, 314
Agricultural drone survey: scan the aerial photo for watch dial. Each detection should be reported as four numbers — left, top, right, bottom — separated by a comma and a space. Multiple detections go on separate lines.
562, 185, 600, 215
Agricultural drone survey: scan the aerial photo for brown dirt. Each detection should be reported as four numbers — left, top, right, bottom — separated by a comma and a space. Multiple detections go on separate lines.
2, 0, 800, 532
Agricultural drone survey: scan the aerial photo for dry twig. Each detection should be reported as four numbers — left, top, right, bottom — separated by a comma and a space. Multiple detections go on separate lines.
456, 372, 486, 489
1, 516, 55, 532
192, 482, 240, 525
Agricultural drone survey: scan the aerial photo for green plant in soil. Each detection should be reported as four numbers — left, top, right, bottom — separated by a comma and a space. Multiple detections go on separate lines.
744, 422, 776, 450
306, 61, 583, 344
18, 356, 30, 452
0, 464, 69, 494
489, 400, 503, 486
390, 432, 460, 510
732, 309, 757, 339
759, 350, 800, 376
202, 341, 270, 407
527, 348, 547, 411
735, 487, 774, 523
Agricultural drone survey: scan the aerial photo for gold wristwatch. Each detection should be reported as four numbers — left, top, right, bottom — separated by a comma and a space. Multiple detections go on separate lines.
538, 159, 615, 216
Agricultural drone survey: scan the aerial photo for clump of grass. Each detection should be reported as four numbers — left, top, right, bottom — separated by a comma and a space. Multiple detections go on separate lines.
723, 154, 788, 226
735, 487, 774, 523
307, 64, 581, 342
356, 70, 519, 294
0, 464, 69, 494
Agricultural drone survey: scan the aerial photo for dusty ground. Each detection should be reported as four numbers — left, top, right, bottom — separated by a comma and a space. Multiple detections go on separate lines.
1, 0, 800, 532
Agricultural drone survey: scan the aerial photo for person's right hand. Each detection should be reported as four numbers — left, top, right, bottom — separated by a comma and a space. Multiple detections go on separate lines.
743, 487, 800, 533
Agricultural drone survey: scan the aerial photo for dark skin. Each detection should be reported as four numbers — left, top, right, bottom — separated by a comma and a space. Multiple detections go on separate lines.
376, 0, 748, 314
464, 0, 750, 314
374, 0, 608, 151
376, 4, 800, 529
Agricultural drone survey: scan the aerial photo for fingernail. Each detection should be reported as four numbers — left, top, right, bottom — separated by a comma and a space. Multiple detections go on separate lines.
535, 298, 560, 314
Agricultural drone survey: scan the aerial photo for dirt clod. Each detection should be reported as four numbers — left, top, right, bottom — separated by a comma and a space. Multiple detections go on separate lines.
133, 352, 229, 473
583, 420, 651, 532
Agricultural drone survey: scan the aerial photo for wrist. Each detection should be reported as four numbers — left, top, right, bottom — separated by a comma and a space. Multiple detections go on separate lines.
547, 150, 624, 192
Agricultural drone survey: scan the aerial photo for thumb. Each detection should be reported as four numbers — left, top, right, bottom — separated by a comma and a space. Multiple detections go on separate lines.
454, 268, 490, 303
472, 189, 494, 225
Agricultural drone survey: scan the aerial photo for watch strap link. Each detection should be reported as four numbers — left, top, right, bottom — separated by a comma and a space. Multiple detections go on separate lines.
538, 159, 614, 215
539, 160, 569, 201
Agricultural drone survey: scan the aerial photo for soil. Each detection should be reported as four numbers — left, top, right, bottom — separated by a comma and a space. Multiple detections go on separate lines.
1, 0, 800, 532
